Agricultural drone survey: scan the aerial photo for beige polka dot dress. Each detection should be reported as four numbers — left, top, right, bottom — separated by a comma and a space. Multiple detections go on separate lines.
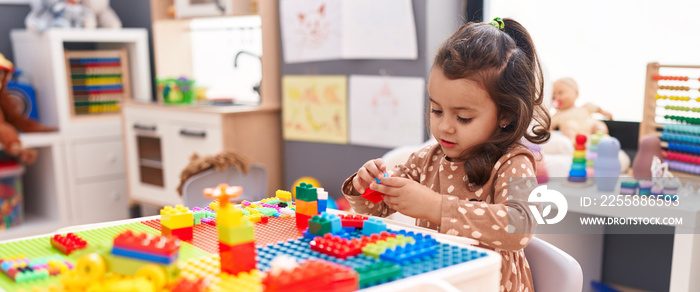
342, 144, 537, 292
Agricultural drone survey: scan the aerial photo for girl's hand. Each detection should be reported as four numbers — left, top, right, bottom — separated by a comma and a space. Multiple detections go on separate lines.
352, 158, 387, 194
370, 176, 442, 224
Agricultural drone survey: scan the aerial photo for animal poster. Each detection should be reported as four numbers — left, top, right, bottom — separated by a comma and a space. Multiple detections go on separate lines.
282, 75, 348, 144
349, 75, 425, 148
280, 0, 417, 63
280, 0, 342, 63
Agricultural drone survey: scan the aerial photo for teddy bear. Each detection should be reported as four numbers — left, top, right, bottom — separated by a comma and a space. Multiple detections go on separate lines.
0, 53, 57, 165
550, 77, 613, 143
81, 0, 122, 29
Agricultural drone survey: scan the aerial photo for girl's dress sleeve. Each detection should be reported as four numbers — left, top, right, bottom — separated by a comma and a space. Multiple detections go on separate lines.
439, 151, 538, 251
341, 149, 426, 218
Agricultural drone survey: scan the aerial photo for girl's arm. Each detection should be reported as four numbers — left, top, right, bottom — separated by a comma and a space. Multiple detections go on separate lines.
439, 152, 538, 251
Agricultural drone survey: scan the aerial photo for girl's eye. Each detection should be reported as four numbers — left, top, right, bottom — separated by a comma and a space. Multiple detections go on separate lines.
430, 109, 443, 115
457, 117, 472, 123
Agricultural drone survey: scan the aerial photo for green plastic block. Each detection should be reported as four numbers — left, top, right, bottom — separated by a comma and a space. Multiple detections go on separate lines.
308, 215, 332, 236
295, 182, 317, 202
356, 261, 402, 288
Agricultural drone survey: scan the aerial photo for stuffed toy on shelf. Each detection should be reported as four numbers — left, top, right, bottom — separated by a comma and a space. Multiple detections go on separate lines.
25, 0, 121, 33
550, 77, 613, 143
0, 53, 57, 165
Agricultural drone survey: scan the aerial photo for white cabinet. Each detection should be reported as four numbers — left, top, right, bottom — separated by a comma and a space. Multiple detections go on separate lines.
0, 29, 152, 239
123, 102, 283, 207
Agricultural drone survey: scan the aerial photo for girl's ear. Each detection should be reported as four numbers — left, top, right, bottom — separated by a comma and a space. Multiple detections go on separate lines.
498, 117, 512, 129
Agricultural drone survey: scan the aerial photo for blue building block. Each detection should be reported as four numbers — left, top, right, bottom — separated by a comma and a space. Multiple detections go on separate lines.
362, 218, 387, 236
319, 212, 343, 234
110, 246, 178, 264
318, 199, 327, 213
380, 242, 439, 264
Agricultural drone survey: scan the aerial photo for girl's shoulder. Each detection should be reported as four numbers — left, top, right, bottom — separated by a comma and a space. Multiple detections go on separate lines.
493, 145, 536, 173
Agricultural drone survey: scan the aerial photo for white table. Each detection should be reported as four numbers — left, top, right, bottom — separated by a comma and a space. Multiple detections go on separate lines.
0, 211, 502, 292
544, 179, 700, 292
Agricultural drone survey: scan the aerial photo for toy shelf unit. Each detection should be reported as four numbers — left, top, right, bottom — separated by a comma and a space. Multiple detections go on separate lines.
64, 49, 131, 117
10, 28, 151, 137
640, 62, 700, 176
7, 29, 152, 231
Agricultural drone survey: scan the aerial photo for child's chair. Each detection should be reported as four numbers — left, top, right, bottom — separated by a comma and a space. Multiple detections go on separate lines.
180, 164, 267, 208
524, 237, 583, 292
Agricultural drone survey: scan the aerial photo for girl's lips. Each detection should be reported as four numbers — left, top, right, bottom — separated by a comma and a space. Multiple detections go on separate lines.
441, 139, 455, 148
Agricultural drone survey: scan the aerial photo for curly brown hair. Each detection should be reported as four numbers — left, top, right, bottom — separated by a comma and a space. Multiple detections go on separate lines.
431, 18, 551, 188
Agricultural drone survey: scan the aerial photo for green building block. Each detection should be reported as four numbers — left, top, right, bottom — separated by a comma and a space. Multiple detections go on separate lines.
295, 182, 317, 202
308, 215, 332, 236
356, 261, 402, 288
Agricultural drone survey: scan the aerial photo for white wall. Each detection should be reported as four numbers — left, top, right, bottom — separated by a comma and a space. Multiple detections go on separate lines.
426, 0, 466, 77
485, 0, 700, 122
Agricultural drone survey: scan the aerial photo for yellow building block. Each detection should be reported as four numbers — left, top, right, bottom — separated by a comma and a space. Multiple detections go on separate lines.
573, 150, 586, 159
217, 205, 244, 228
209, 201, 220, 211
161, 205, 194, 229
244, 213, 263, 223
218, 220, 255, 246
276, 190, 292, 202
295, 200, 317, 216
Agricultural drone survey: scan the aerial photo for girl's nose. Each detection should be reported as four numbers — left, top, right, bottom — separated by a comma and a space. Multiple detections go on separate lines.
438, 118, 454, 133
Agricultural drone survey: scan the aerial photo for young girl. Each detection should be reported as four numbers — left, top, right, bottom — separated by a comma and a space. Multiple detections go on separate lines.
341, 18, 550, 292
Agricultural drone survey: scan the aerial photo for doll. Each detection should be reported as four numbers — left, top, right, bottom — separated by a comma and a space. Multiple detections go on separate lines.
550, 77, 613, 143
0, 53, 57, 165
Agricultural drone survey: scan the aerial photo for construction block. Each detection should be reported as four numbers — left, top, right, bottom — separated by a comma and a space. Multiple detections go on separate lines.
219, 241, 257, 275
362, 218, 387, 236
192, 208, 206, 225
339, 214, 368, 228
217, 204, 244, 228
113, 230, 180, 256
317, 188, 329, 213
104, 252, 181, 280
218, 219, 255, 246
295, 182, 317, 201
309, 234, 363, 259
263, 259, 358, 292
50, 233, 88, 255
160, 205, 194, 229
0, 255, 72, 283
172, 278, 208, 292
355, 261, 402, 288
162, 225, 193, 241
295, 200, 318, 216
361, 188, 384, 203
379, 242, 439, 264
276, 190, 292, 202
296, 213, 312, 229
308, 215, 333, 236
111, 246, 178, 264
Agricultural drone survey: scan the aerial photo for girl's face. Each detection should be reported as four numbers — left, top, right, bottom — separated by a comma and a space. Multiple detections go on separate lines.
428, 68, 502, 159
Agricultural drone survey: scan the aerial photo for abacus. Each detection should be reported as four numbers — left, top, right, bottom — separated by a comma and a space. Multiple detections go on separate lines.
63, 49, 131, 117
640, 62, 700, 175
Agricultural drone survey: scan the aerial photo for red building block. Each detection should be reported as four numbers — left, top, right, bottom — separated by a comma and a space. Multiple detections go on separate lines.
172, 278, 207, 292
263, 259, 358, 292
295, 213, 312, 229
338, 214, 368, 228
361, 188, 384, 203
114, 230, 181, 256
309, 234, 363, 259
162, 226, 193, 242
50, 233, 87, 255
219, 241, 256, 275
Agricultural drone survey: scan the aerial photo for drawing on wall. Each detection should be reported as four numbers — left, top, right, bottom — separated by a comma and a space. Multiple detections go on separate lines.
341, 0, 417, 60
280, 0, 342, 63
349, 75, 425, 148
283, 75, 348, 144
280, 0, 417, 63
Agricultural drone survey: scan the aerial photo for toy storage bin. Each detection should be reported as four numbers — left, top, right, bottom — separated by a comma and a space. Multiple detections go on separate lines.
0, 158, 24, 232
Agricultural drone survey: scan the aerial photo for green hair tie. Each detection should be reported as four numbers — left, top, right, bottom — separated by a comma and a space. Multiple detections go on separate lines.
489, 17, 505, 30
